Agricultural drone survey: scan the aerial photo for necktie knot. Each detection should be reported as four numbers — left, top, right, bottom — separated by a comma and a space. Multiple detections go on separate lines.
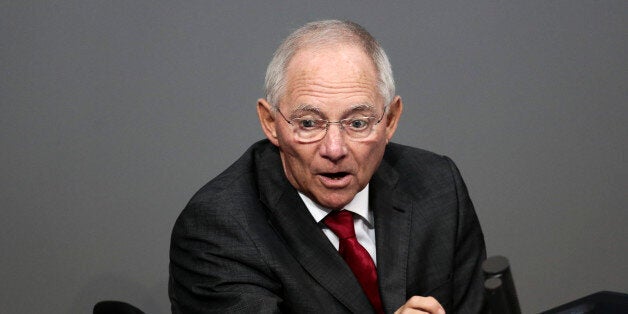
323, 210, 355, 240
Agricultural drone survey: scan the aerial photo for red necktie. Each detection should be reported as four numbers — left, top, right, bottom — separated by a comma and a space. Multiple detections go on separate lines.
324, 210, 384, 314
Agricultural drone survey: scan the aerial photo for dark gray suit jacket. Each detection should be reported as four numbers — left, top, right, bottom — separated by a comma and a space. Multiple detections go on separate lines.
169, 140, 486, 313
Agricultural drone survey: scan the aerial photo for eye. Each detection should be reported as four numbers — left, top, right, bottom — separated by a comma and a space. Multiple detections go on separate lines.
298, 119, 318, 129
348, 118, 369, 130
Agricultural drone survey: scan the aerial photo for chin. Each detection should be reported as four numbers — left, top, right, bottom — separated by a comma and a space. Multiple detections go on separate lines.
316, 193, 354, 210
322, 202, 346, 211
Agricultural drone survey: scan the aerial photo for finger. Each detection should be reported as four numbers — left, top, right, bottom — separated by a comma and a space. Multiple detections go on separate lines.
394, 307, 429, 314
401, 296, 445, 314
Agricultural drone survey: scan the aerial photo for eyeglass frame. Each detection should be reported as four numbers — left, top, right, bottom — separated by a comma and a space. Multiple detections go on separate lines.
275, 105, 389, 143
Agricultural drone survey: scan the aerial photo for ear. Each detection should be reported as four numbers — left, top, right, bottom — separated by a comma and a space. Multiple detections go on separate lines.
257, 98, 280, 146
384, 95, 403, 142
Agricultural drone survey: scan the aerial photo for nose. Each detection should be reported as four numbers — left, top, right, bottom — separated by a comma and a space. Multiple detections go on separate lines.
318, 123, 347, 161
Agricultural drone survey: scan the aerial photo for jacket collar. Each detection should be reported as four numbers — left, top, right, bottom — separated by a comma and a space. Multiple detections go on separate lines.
370, 156, 413, 312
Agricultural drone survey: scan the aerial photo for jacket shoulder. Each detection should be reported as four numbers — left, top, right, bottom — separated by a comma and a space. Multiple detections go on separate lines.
186, 140, 273, 207
383, 142, 462, 196
384, 142, 452, 173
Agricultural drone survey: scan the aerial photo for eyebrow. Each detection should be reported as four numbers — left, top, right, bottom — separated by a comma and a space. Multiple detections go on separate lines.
292, 104, 322, 115
346, 103, 377, 115
291, 103, 377, 118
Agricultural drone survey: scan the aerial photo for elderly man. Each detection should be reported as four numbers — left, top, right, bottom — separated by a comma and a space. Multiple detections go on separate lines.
170, 20, 486, 313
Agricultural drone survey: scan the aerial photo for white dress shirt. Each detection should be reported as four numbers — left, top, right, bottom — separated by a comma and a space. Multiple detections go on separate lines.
298, 184, 377, 264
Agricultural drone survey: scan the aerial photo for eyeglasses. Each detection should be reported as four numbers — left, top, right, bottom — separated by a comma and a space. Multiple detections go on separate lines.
276, 106, 387, 143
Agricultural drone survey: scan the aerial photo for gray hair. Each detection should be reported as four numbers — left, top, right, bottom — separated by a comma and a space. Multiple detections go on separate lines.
264, 20, 395, 109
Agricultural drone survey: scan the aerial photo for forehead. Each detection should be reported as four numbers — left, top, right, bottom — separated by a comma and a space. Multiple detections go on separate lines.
282, 44, 381, 108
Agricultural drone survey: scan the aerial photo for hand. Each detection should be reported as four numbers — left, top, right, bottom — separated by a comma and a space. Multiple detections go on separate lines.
394, 296, 445, 314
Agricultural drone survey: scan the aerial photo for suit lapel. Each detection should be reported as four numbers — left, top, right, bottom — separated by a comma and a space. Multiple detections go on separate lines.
371, 157, 412, 313
255, 143, 374, 313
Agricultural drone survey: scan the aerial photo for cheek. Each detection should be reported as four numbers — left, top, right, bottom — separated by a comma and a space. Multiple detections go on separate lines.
355, 141, 386, 173
285, 153, 307, 174
282, 143, 317, 177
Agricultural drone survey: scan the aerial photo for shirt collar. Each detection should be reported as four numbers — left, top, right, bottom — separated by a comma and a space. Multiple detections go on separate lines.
298, 184, 372, 226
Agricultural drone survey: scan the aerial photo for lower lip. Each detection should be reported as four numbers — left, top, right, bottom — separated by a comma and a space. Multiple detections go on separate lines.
317, 174, 352, 189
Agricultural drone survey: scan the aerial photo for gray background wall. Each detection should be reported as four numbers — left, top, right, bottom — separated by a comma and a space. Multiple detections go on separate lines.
2, 1, 626, 313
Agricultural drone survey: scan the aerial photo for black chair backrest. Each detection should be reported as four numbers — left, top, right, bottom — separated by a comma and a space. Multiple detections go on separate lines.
482, 255, 521, 314
93, 300, 144, 314
541, 291, 628, 314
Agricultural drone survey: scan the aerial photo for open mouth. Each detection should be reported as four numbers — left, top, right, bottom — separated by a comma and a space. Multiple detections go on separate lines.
321, 172, 350, 180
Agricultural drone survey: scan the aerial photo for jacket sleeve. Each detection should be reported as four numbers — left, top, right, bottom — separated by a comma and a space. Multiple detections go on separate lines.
445, 156, 487, 314
169, 201, 282, 314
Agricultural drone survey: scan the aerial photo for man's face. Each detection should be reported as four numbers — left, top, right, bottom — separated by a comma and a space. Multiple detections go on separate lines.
258, 44, 402, 210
